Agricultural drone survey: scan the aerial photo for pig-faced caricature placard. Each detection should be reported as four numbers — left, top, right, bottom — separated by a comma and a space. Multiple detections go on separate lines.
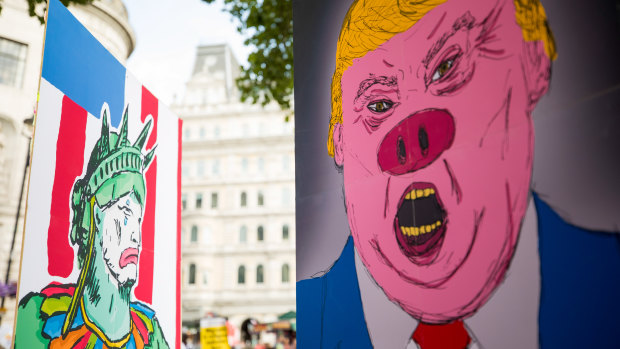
294, 0, 620, 347
13, 1, 182, 348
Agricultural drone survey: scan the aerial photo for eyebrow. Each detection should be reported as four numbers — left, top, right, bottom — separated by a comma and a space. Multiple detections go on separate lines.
422, 12, 475, 67
118, 204, 134, 216
355, 75, 398, 101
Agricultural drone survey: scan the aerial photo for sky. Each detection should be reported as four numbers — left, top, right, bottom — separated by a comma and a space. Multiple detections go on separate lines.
124, 0, 252, 106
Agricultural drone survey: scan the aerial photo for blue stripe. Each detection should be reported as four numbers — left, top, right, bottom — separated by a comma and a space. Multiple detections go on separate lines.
42, 314, 64, 339
130, 301, 155, 319
126, 335, 137, 349
43, 0, 125, 127
72, 307, 85, 328
42, 309, 84, 339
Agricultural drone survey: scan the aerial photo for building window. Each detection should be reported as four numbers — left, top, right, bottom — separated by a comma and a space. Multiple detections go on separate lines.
240, 225, 247, 243
211, 192, 218, 208
256, 265, 264, 284
242, 123, 249, 137
238, 265, 246, 284
199, 127, 205, 139
0, 37, 27, 88
282, 187, 291, 207
240, 191, 247, 207
182, 193, 187, 210
257, 192, 264, 206
257, 226, 264, 241
241, 158, 248, 172
258, 157, 264, 173
282, 155, 290, 171
189, 263, 196, 285
212, 159, 220, 175
197, 161, 205, 177
282, 264, 290, 283
190, 225, 198, 243
195, 193, 203, 209
282, 225, 289, 240
184, 128, 190, 140
214, 126, 221, 138
202, 270, 208, 285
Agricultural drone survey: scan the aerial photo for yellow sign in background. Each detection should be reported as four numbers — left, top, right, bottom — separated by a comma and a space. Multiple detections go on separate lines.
200, 326, 229, 349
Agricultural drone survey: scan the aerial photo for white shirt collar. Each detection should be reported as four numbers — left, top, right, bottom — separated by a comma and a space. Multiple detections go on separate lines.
355, 197, 541, 348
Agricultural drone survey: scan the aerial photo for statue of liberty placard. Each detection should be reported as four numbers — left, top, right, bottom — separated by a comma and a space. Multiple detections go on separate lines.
13, 1, 182, 348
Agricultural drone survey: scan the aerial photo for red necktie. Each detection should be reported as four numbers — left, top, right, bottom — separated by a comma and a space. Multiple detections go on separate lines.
412, 320, 471, 349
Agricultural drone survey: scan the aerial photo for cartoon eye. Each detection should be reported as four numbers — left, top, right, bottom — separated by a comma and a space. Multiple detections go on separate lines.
431, 57, 456, 82
367, 100, 394, 113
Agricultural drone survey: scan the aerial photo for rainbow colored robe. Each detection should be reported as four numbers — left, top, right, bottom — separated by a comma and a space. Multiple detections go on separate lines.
14, 283, 168, 348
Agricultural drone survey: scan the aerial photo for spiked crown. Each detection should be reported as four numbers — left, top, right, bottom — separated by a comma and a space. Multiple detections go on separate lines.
70, 105, 155, 264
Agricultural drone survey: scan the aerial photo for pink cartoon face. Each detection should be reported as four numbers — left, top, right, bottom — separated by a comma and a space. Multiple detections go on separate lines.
333, 0, 550, 322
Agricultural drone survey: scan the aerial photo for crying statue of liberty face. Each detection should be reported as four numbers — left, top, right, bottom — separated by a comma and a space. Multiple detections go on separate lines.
95, 191, 143, 288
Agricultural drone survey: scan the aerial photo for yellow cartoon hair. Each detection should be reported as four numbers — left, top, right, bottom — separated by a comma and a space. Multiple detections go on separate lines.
327, 0, 557, 157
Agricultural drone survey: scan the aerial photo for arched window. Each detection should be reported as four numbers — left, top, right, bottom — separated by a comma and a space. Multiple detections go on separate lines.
189, 263, 196, 285
195, 193, 203, 208
282, 264, 290, 283
257, 191, 264, 206
211, 192, 218, 208
238, 265, 246, 284
257, 265, 264, 284
240, 225, 247, 243
240, 192, 247, 207
190, 225, 198, 243
282, 225, 289, 240
257, 226, 264, 241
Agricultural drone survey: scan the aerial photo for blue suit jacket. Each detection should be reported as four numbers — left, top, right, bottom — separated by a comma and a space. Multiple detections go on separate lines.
297, 194, 620, 348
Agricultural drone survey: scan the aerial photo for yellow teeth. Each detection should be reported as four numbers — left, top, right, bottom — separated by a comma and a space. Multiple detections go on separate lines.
405, 187, 436, 200
400, 220, 442, 236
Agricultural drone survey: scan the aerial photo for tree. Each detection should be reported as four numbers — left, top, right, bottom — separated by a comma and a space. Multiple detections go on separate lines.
202, 0, 293, 112
0, 0, 93, 24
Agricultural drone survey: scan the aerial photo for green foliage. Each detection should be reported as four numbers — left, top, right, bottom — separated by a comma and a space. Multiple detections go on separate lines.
203, 0, 293, 111
0, 0, 93, 24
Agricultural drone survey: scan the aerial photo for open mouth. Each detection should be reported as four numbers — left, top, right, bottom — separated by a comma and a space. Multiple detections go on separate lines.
119, 248, 139, 268
394, 182, 447, 260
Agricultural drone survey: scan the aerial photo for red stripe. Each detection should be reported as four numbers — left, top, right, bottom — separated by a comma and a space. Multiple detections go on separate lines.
176, 118, 183, 349
131, 311, 150, 345
134, 86, 158, 303
73, 331, 92, 349
41, 282, 76, 297
47, 96, 88, 277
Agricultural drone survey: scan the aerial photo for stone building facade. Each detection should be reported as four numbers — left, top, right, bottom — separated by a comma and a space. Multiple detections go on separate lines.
174, 44, 296, 332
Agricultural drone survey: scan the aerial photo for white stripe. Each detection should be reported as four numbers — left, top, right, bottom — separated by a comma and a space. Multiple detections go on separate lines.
124, 71, 143, 142
18, 79, 64, 296
152, 102, 179, 345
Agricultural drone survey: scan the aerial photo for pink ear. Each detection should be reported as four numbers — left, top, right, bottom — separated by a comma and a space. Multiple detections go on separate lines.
333, 123, 344, 166
523, 40, 552, 110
